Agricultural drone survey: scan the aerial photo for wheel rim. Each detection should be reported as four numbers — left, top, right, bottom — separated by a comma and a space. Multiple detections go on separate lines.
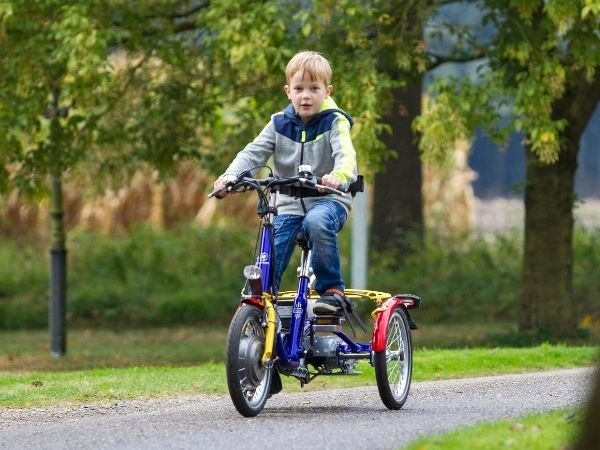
237, 317, 269, 406
385, 312, 410, 400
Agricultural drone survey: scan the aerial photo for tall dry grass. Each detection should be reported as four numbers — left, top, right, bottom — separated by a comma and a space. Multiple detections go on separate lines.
0, 163, 260, 238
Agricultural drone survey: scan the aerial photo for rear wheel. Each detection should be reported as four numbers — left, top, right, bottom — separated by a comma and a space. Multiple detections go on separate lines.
226, 304, 272, 417
374, 307, 413, 410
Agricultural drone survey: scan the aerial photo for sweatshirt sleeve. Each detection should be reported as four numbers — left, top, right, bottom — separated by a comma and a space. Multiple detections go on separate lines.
223, 120, 276, 176
329, 114, 357, 189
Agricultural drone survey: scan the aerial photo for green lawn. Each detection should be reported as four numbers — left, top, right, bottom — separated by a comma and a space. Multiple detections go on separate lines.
0, 327, 230, 372
1, 342, 597, 408
1, 327, 597, 450
2, 320, 578, 372
403, 408, 584, 450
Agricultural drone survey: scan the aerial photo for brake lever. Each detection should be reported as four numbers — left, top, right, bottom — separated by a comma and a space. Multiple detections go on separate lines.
299, 177, 346, 196
313, 183, 346, 196
208, 179, 239, 199
208, 189, 224, 199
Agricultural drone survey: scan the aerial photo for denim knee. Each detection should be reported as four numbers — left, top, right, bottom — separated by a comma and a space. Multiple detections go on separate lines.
303, 214, 335, 237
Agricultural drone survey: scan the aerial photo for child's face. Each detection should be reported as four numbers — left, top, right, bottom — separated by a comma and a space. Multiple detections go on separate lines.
284, 70, 332, 123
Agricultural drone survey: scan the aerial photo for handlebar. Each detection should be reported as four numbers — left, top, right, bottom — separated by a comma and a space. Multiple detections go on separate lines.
208, 174, 347, 199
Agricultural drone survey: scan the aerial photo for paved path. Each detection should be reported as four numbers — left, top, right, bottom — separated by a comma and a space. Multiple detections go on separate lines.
0, 368, 595, 450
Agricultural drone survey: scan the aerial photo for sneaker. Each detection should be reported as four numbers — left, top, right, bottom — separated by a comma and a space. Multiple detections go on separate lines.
313, 288, 345, 316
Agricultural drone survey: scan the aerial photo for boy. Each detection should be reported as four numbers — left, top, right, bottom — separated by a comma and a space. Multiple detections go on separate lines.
213, 50, 357, 316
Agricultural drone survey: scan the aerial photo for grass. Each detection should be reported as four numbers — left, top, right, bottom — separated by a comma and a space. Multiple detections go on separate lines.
1, 329, 596, 450
1, 338, 597, 408
403, 408, 584, 450
0, 327, 229, 372
412, 345, 597, 380
0, 320, 559, 372
2, 225, 600, 330
0, 364, 226, 408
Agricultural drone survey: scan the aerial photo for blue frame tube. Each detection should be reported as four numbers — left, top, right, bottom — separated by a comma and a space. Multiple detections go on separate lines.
255, 210, 370, 368
257, 224, 274, 293
286, 275, 310, 361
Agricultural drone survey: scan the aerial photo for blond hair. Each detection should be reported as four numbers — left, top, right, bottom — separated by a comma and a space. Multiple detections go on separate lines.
285, 51, 332, 85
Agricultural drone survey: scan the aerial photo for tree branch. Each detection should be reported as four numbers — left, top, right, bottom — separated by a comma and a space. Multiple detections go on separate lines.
167, 1, 210, 20
426, 50, 486, 70
437, 0, 481, 5
173, 19, 201, 34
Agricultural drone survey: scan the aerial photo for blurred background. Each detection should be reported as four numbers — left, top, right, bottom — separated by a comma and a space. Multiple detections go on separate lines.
1, 1, 599, 369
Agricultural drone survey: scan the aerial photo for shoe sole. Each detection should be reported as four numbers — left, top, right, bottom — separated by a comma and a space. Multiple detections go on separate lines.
313, 304, 342, 315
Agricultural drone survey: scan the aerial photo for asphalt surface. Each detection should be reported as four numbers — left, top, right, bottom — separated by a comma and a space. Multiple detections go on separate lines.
0, 367, 595, 450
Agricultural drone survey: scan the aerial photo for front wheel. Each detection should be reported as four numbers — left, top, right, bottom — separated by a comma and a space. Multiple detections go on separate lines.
226, 304, 273, 417
374, 307, 413, 410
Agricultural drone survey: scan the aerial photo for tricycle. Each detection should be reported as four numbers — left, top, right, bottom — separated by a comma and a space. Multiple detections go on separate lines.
209, 166, 420, 417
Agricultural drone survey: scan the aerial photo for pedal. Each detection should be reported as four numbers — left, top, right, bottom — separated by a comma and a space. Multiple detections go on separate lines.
312, 315, 345, 332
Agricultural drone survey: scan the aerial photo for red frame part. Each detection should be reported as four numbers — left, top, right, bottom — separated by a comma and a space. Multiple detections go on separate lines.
371, 296, 415, 352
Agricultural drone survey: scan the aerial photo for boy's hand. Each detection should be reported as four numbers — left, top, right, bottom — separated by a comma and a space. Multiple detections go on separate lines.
213, 174, 238, 198
319, 173, 342, 192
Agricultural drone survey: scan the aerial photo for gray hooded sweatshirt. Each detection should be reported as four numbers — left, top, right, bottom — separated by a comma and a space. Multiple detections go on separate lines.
222, 97, 357, 215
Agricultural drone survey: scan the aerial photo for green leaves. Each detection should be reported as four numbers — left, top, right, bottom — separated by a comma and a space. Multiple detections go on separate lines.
4, 0, 597, 196
418, 1, 600, 165
582, 0, 600, 18
0, 1, 213, 194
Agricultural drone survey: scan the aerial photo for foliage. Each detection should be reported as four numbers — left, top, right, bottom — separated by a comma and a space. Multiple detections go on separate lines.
369, 227, 600, 325
573, 225, 600, 312
2, 0, 599, 341
0, 224, 256, 329
1, 227, 599, 330
370, 231, 523, 322
0, 1, 207, 194
414, 1, 600, 163
0, 0, 436, 194
191, 0, 432, 173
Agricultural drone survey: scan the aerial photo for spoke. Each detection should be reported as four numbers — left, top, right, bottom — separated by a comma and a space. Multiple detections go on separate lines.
386, 313, 410, 399
387, 360, 400, 382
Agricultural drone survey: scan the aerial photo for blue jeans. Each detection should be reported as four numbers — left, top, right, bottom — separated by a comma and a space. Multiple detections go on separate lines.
272, 199, 348, 294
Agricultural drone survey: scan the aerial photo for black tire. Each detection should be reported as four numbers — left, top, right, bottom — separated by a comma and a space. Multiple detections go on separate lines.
226, 304, 273, 417
374, 307, 413, 410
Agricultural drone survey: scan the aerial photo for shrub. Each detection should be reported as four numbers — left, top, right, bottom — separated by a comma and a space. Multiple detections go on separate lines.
0, 238, 48, 329
368, 231, 523, 323
0, 225, 598, 329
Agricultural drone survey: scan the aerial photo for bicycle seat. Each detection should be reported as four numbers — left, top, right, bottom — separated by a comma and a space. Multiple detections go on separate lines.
295, 231, 309, 250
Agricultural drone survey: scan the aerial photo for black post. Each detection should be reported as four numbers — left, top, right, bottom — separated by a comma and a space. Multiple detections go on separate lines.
49, 172, 67, 357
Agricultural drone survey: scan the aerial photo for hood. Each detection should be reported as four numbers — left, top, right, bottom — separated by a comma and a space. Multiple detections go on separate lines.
283, 97, 354, 127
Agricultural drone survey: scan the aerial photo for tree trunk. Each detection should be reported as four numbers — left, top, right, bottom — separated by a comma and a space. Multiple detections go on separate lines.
520, 143, 577, 335
371, 84, 424, 256
520, 69, 600, 337
573, 365, 600, 450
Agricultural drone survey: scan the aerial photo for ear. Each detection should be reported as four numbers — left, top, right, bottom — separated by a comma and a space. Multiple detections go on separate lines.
326, 85, 333, 96
284, 85, 291, 99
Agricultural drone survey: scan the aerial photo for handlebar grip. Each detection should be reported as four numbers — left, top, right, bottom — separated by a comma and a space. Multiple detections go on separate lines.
208, 189, 226, 199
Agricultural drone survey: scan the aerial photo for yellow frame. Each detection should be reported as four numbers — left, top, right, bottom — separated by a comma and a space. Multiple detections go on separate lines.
277, 288, 391, 304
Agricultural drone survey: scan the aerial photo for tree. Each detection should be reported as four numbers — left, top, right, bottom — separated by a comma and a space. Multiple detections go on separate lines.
190, 1, 395, 173
349, 1, 432, 256
573, 365, 600, 450
415, 0, 600, 337
193, 1, 435, 260
4, 1, 413, 354
0, 0, 210, 354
